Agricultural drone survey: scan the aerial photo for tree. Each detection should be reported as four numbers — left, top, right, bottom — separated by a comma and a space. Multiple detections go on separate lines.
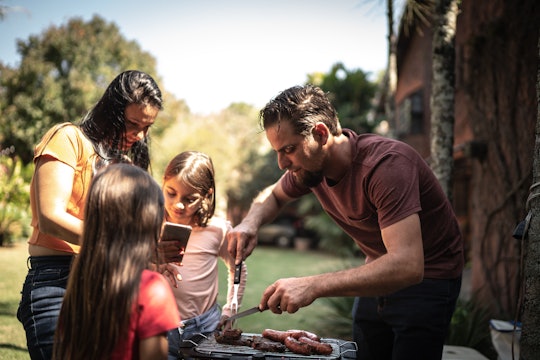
150, 102, 269, 221
306, 63, 377, 133
0, 150, 32, 246
429, 0, 458, 200
385, 0, 397, 137
0, 15, 175, 164
519, 32, 540, 360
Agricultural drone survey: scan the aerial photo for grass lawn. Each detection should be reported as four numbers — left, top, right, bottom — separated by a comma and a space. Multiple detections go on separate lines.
217, 244, 355, 335
0, 242, 355, 359
0, 243, 30, 360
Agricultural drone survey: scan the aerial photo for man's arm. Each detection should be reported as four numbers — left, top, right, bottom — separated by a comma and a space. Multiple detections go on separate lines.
260, 213, 425, 313
227, 180, 295, 264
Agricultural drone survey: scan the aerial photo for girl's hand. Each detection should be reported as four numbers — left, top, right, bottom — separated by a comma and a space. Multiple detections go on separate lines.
217, 315, 232, 330
157, 240, 185, 263
157, 263, 182, 288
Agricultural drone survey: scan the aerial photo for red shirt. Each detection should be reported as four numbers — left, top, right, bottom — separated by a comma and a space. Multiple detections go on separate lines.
111, 270, 180, 359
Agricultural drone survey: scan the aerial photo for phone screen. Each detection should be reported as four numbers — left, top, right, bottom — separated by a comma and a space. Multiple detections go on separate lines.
161, 222, 192, 247
159, 222, 192, 263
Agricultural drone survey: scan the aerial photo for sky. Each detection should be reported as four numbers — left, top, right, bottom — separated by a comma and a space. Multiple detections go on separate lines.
0, 0, 391, 115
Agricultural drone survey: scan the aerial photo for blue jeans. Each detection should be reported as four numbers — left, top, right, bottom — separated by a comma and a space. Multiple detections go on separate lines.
168, 303, 221, 360
353, 277, 461, 360
17, 256, 73, 360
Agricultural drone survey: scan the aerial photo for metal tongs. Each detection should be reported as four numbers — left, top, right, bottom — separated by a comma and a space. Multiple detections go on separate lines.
230, 262, 242, 315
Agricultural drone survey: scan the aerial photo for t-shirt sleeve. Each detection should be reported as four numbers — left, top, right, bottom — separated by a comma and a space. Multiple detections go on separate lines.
34, 123, 81, 169
137, 271, 181, 340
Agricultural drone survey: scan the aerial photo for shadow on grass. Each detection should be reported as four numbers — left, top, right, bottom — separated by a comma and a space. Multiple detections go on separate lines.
0, 301, 19, 317
0, 343, 27, 352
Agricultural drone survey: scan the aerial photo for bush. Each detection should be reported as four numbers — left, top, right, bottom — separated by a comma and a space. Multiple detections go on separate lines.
0, 150, 32, 246
446, 298, 498, 359
315, 258, 363, 340
317, 296, 355, 340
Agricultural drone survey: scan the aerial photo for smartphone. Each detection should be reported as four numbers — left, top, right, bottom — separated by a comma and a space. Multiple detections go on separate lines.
161, 222, 192, 248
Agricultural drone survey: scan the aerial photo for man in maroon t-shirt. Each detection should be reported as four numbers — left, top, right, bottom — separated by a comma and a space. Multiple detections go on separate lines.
227, 85, 464, 360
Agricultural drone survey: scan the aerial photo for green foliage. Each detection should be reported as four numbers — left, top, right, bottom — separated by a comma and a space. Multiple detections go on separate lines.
307, 257, 362, 340
0, 149, 32, 246
0, 15, 166, 164
151, 91, 190, 139
228, 150, 282, 209
317, 296, 355, 340
150, 102, 270, 218
306, 62, 378, 133
446, 298, 498, 358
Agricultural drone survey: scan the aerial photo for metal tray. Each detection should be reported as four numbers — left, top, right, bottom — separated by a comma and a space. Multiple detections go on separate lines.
179, 332, 357, 359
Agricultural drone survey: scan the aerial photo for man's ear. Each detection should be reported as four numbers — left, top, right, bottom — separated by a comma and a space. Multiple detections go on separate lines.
313, 122, 329, 144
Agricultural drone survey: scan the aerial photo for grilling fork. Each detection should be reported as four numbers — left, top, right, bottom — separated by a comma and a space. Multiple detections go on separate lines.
231, 262, 242, 315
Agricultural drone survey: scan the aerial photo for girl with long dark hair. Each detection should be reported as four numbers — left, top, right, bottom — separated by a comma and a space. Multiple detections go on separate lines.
53, 164, 179, 359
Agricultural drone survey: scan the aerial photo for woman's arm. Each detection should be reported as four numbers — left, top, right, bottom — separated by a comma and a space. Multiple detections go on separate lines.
139, 333, 168, 360
33, 156, 83, 244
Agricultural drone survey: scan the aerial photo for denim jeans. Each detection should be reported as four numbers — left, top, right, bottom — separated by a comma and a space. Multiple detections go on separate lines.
17, 256, 73, 360
352, 276, 462, 360
168, 303, 221, 360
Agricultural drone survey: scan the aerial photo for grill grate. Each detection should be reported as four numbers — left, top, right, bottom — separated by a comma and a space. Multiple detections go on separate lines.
179, 332, 357, 359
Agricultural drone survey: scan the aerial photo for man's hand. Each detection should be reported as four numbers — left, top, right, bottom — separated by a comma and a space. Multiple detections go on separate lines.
227, 222, 259, 265
260, 277, 317, 314
227, 182, 291, 264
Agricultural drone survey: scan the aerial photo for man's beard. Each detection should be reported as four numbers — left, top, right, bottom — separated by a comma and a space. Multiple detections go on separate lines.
295, 169, 324, 188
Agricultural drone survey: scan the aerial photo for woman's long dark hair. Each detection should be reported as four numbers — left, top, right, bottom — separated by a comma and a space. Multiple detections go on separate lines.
53, 163, 164, 360
80, 70, 163, 170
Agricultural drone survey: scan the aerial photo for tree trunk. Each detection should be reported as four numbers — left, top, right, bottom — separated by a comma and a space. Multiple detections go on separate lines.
429, 0, 458, 201
519, 32, 540, 360
385, 0, 397, 135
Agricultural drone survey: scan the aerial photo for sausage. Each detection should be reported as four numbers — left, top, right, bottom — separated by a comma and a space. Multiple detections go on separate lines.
262, 329, 289, 343
298, 336, 333, 355
286, 329, 320, 342
252, 336, 287, 352
284, 336, 312, 355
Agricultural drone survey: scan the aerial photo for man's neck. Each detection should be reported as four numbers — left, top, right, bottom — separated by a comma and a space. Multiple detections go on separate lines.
324, 133, 351, 183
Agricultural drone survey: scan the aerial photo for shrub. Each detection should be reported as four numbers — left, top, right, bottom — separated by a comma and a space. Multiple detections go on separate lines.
446, 298, 498, 358
0, 150, 32, 246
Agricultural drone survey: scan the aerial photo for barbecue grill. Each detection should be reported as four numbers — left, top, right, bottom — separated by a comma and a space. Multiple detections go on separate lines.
178, 332, 357, 359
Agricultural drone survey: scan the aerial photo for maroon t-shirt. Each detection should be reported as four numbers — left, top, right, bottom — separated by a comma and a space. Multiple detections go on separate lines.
281, 130, 464, 279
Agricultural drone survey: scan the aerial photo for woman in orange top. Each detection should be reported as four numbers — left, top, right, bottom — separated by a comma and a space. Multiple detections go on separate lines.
17, 70, 163, 360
